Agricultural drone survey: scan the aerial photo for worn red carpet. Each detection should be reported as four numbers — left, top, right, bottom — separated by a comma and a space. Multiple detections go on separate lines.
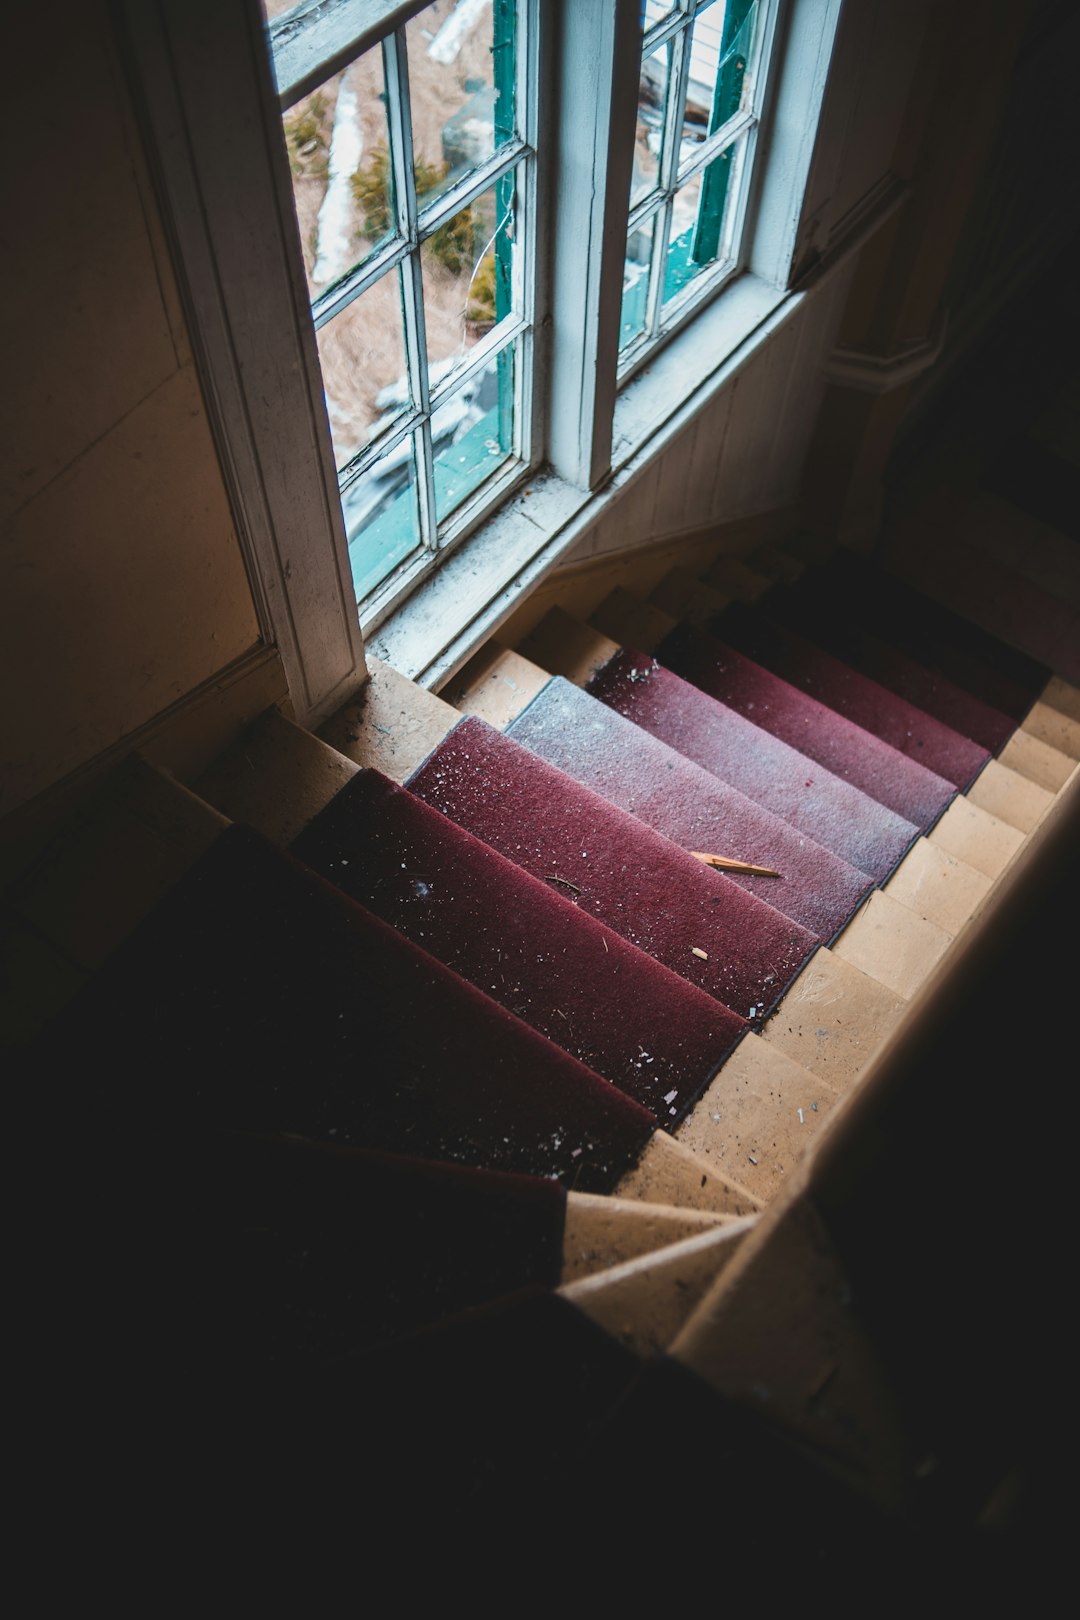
407, 715, 818, 1025
699, 599, 992, 790
786, 553, 1053, 721
585, 648, 920, 879
173, 1131, 568, 1356
657, 620, 957, 829
505, 675, 874, 944
26, 823, 656, 1191
757, 576, 1020, 754
290, 766, 747, 1123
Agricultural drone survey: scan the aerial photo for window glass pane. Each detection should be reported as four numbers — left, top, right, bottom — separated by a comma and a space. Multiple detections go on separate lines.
282, 52, 393, 301
344, 431, 422, 601
663, 136, 743, 307
316, 267, 408, 471
433, 347, 514, 526
632, 39, 668, 207
405, 0, 515, 209
621, 213, 654, 349
682, 2, 721, 153
641, 2, 677, 36
422, 174, 515, 385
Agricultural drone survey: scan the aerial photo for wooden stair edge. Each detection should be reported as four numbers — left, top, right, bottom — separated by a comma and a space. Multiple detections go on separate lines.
560, 1190, 739, 1283
614, 1127, 762, 1218
664, 761, 1080, 1481
193, 705, 360, 846
559, 1216, 757, 1356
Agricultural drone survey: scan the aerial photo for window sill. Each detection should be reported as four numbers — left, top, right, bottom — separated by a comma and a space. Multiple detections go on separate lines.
367, 268, 800, 689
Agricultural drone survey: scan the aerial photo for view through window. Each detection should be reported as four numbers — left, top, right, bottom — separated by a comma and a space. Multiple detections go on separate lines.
622, 1, 771, 369
264, 0, 531, 609
263, 1, 777, 620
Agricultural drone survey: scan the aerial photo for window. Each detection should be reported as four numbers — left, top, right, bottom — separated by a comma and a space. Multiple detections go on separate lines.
621, 1, 775, 373
263, 0, 536, 619
261, 0, 782, 624
120, 0, 843, 716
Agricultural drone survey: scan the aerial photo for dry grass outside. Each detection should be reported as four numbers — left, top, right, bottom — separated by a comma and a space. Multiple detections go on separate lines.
272, 2, 503, 463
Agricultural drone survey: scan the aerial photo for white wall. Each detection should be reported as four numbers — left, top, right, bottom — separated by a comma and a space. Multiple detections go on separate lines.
0, 3, 262, 818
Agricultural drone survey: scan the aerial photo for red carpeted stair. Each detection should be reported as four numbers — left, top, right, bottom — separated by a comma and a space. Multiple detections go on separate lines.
779, 551, 1053, 722
504, 674, 874, 944
27, 821, 657, 1190
15, 501, 1077, 1584
406, 713, 820, 1024
585, 645, 922, 878
655, 619, 959, 829
175, 1131, 569, 1357
290, 764, 748, 1122
691, 598, 993, 790
754, 573, 1022, 753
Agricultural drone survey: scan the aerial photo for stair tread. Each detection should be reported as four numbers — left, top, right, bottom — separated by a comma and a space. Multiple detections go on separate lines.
887, 482, 1080, 613
758, 947, 907, 1090
591, 587, 675, 654
442, 643, 550, 729
882, 525, 1080, 684
560, 1217, 754, 1358
25, 821, 658, 1192
697, 598, 992, 791
676, 1032, 840, 1201
290, 766, 748, 1122
966, 758, 1055, 834
1022, 694, 1080, 760
830, 888, 954, 1001
194, 705, 359, 846
5, 756, 228, 976
884, 837, 994, 936
656, 619, 958, 830
1042, 675, 1080, 726
614, 1127, 761, 1215
745, 544, 807, 586
505, 674, 875, 944
757, 576, 1020, 753
704, 555, 774, 602
516, 608, 620, 687
996, 727, 1077, 794
406, 714, 820, 1025
790, 553, 1051, 720
585, 643, 921, 879
318, 654, 457, 781
650, 565, 731, 626
175, 1132, 568, 1354
926, 794, 1025, 879
562, 1191, 739, 1284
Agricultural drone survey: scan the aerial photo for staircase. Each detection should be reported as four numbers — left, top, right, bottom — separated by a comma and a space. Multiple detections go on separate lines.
7, 367, 1079, 1586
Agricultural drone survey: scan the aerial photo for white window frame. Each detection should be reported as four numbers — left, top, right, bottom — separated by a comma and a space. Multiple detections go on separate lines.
267, 0, 543, 633
615, 0, 781, 383
117, 0, 854, 713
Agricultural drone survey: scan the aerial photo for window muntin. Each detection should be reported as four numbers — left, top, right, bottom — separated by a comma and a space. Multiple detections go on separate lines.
266, 0, 533, 614
620, 0, 772, 377
263, 0, 788, 626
